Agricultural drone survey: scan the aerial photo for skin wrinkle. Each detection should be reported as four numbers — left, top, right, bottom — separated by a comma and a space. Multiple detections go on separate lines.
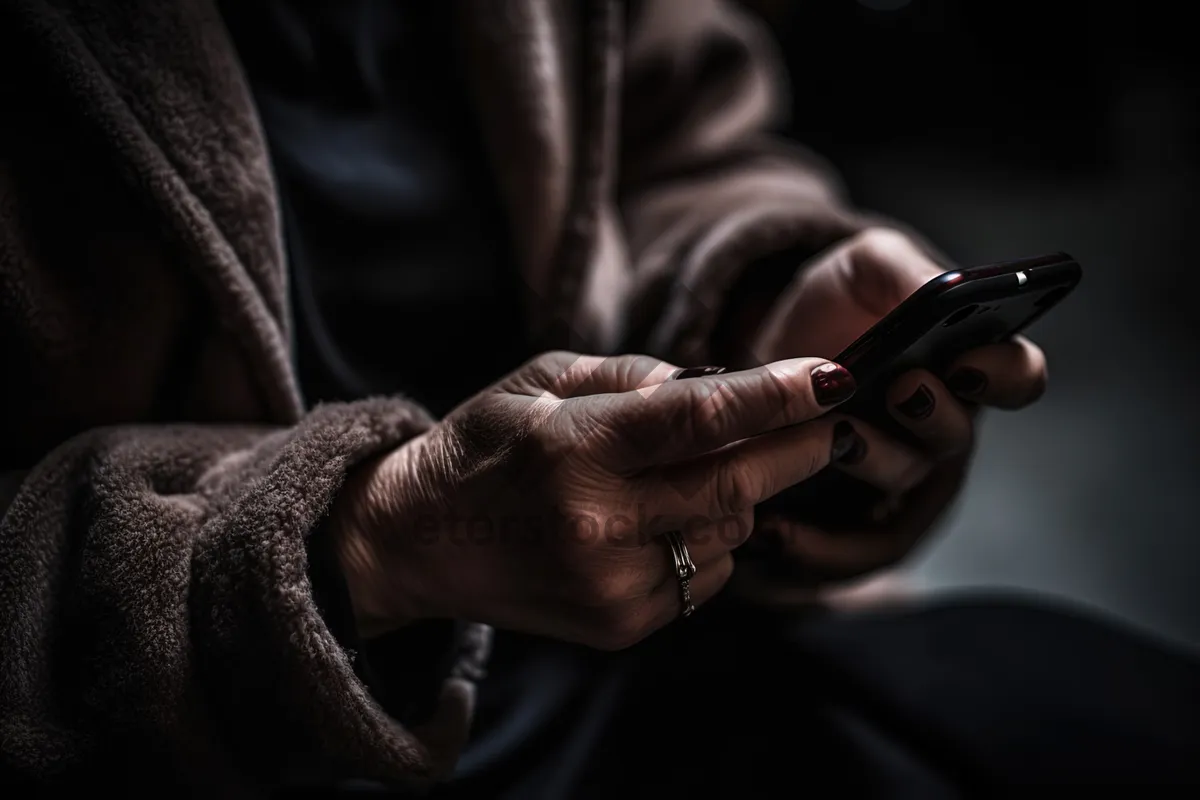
0, 0, 881, 791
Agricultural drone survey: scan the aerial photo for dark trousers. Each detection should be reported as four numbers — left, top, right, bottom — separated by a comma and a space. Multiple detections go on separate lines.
425, 591, 1200, 797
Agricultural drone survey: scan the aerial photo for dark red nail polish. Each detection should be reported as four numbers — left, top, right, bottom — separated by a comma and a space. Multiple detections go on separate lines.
947, 367, 988, 396
896, 385, 935, 420
811, 363, 856, 406
671, 366, 727, 381
831, 420, 867, 465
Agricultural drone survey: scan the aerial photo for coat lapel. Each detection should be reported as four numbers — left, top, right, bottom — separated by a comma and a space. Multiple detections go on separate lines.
11, 0, 629, 391
455, 0, 627, 353
5, 0, 303, 423
454, 0, 578, 345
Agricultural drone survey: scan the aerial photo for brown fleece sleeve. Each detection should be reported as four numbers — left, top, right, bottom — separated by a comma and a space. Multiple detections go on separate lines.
617, 0, 879, 366
0, 398, 489, 795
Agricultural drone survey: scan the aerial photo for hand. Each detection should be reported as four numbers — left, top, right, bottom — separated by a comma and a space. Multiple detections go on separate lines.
329, 350, 861, 650
742, 228, 1049, 584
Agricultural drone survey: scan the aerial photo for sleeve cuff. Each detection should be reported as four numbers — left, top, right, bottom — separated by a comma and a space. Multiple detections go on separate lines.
644, 201, 869, 366
305, 469, 481, 732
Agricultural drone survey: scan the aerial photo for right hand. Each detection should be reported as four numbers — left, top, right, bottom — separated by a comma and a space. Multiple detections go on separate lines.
330, 350, 858, 650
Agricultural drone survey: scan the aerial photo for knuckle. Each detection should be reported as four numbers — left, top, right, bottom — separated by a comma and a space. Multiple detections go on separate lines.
582, 569, 640, 607
564, 548, 644, 601
849, 227, 913, 263
713, 458, 763, 517
520, 420, 572, 473
659, 383, 725, 448
757, 367, 797, 423
528, 350, 585, 387
684, 384, 727, 444
538, 349, 579, 366
621, 354, 670, 389
521, 350, 565, 378
712, 510, 754, 549
800, 438, 825, 480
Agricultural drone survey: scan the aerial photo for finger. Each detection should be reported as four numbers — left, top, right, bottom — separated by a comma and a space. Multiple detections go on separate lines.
758, 516, 916, 584
758, 456, 968, 584
637, 415, 852, 529
885, 369, 974, 458
504, 351, 682, 399
828, 414, 933, 496
562, 359, 736, 398
581, 552, 734, 650
842, 228, 946, 315
944, 337, 1048, 410
602, 514, 742, 604
677, 510, 755, 563
602, 357, 857, 470
597, 508, 753, 564
561, 354, 684, 398
752, 229, 946, 364
496, 350, 598, 397
649, 551, 734, 622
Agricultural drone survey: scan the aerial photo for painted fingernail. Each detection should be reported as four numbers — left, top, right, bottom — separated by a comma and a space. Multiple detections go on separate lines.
831, 420, 867, 464
896, 385, 935, 420
946, 367, 988, 396
811, 363, 856, 406
671, 366, 728, 381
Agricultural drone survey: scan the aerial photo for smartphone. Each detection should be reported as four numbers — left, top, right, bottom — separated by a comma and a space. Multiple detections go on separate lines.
834, 251, 1081, 437
757, 251, 1082, 531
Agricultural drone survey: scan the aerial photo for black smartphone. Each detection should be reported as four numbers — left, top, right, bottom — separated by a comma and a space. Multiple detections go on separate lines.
757, 251, 1082, 530
833, 251, 1081, 438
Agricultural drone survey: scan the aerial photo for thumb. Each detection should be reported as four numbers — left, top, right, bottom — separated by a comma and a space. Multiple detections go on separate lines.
842, 228, 945, 314
755, 229, 945, 362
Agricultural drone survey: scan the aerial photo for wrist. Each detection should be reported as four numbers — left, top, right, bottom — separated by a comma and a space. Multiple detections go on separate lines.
328, 439, 429, 639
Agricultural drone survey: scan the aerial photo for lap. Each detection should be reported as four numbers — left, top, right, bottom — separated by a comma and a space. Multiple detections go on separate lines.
433, 592, 1200, 797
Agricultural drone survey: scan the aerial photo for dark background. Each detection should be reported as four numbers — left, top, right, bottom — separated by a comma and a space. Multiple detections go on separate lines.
741, 0, 1200, 649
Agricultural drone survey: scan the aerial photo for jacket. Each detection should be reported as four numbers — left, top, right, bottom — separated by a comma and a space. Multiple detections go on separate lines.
0, 0, 871, 792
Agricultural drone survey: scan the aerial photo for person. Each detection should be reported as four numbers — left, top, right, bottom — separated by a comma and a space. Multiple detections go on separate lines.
0, 0, 1197, 795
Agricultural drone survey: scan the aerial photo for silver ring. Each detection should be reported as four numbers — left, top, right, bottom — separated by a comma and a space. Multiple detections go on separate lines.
665, 531, 697, 618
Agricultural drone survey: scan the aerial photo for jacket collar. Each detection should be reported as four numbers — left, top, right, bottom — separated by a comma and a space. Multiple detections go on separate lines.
456, 0, 622, 351
9, 0, 620, 408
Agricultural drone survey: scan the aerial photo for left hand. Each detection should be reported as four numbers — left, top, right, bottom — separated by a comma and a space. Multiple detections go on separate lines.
742, 228, 1048, 585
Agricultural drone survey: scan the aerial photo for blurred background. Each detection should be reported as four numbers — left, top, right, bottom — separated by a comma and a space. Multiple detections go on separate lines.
740, 0, 1200, 650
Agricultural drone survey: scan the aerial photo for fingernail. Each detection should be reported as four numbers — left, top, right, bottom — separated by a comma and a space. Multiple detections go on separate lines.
896, 385, 935, 420
671, 366, 728, 381
831, 420, 867, 464
811, 363, 856, 406
946, 367, 988, 396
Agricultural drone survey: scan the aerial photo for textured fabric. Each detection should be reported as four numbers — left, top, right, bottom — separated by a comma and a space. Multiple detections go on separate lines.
0, 400, 473, 794
3, 0, 1200, 796
0, 0, 870, 792
218, 0, 530, 415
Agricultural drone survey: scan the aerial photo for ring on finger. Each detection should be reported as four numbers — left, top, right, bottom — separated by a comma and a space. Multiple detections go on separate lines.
665, 531, 697, 618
